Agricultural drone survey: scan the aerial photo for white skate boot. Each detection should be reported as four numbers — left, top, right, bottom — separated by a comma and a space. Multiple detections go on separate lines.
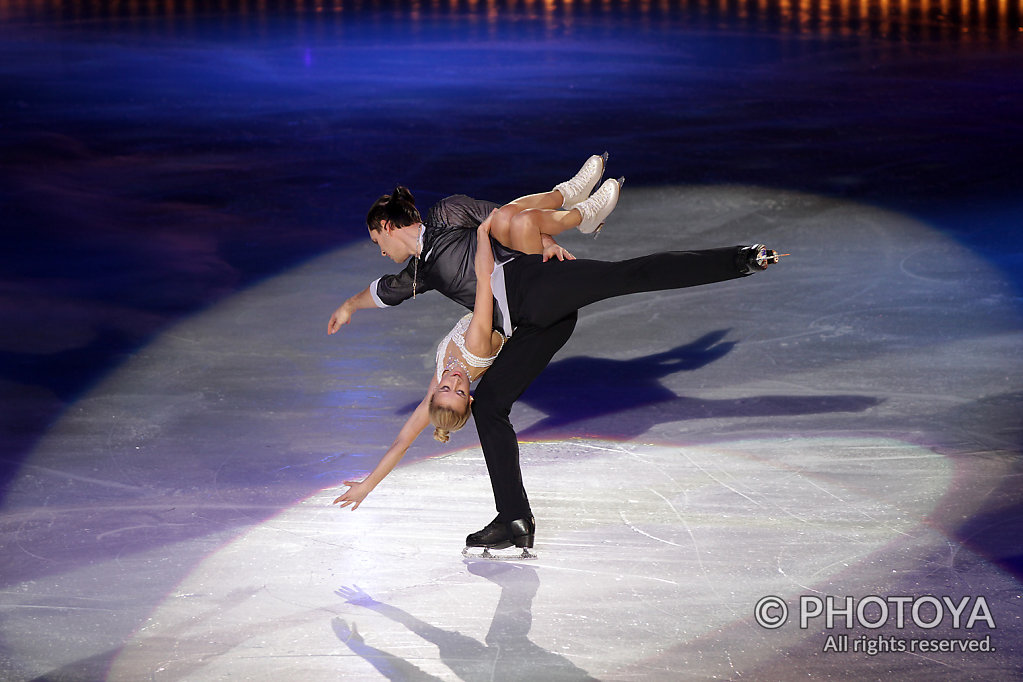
553, 152, 608, 208
574, 176, 624, 236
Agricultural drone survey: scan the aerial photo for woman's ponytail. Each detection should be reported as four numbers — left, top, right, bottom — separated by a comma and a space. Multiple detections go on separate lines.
428, 396, 472, 443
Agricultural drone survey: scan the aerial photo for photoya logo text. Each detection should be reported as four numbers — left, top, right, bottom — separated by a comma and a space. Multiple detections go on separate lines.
754, 595, 996, 630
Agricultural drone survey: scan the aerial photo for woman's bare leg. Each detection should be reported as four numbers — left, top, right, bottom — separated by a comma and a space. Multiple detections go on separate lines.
489, 154, 607, 252
489, 190, 558, 251
507, 189, 564, 212
489, 191, 583, 254
505, 207, 584, 253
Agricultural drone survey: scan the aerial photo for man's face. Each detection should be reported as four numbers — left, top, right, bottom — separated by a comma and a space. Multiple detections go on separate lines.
369, 223, 410, 263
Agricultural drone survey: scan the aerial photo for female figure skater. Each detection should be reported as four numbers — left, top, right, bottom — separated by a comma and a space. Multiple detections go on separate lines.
425, 212, 503, 444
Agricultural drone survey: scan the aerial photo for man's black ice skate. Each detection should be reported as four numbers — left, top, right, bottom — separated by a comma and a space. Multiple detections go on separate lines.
462, 516, 537, 560
736, 244, 783, 274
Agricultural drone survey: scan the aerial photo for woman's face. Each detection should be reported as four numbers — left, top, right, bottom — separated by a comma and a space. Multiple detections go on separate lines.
433, 367, 471, 413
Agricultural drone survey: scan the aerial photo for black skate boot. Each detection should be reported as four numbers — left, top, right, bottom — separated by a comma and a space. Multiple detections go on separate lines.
463, 516, 537, 560
508, 517, 535, 549
736, 244, 780, 274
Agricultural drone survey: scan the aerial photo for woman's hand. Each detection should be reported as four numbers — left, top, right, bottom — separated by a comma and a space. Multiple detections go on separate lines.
333, 479, 373, 510
542, 243, 576, 262
475, 212, 497, 280
477, 209, 496, 237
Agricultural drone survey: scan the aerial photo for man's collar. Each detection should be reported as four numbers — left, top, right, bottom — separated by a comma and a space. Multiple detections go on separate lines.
416, 223, 435, 262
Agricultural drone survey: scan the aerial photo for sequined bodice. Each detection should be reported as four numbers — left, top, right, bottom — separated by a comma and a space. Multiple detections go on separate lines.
435, 314, 505, 383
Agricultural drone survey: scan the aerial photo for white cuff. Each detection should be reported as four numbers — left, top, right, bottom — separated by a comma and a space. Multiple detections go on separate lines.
368, 278, 391, 308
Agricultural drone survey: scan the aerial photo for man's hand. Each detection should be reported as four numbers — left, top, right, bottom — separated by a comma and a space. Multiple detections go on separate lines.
327, 287, 376, 336
542, 243, 576, 262
327, 303, 352, 335
540, 232, 575, 262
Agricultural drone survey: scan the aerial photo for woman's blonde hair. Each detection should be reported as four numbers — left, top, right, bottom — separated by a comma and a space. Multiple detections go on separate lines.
429, 395, 473, 443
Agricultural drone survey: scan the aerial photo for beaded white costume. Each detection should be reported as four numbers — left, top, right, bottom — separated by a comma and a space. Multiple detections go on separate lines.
435, 313, 505, 383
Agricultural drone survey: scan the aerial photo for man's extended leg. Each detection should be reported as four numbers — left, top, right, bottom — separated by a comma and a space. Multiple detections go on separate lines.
471, 313, 578, 531
504, 246, 765, 329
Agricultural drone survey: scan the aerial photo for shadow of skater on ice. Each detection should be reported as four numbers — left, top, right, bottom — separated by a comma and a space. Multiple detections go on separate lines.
334, 562, 599, 681
518, 329, 880, 438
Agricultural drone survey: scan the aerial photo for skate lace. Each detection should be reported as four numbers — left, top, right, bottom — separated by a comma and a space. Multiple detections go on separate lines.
558, 157, 599, 197
578, 179, 615, 223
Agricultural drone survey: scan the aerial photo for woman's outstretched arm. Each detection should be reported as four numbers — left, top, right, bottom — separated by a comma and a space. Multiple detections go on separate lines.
333, 375, 438, 510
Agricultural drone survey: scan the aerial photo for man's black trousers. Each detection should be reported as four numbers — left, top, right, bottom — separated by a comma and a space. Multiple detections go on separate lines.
472, 246, 747, 523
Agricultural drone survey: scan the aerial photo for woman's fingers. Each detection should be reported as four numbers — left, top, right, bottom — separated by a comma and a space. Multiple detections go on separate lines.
333, 480, 363, 510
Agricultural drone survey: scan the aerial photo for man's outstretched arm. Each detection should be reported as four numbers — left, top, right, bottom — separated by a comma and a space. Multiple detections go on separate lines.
327, 286, 377, 334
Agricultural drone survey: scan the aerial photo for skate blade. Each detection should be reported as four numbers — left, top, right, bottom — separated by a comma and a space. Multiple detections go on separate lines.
588, 176, 624, 240
462, 546, 537, 561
